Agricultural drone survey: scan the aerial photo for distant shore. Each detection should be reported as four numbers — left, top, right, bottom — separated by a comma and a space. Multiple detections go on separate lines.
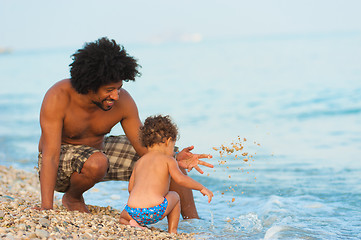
0, 47, 12, 54
0, 165, 194, 239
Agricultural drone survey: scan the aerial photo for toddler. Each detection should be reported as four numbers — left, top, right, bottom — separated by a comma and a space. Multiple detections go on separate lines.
119, 115, 213, 233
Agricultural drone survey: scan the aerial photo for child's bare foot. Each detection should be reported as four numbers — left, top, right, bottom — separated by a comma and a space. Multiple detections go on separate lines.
129, 219, 147, 230
62, 193, 90, 213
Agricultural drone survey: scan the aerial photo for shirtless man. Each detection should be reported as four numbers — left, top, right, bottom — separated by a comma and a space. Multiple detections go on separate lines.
37, 37, 213, 219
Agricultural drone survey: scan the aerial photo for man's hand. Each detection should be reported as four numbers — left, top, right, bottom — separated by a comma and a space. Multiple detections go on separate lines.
176, 146, 214, 174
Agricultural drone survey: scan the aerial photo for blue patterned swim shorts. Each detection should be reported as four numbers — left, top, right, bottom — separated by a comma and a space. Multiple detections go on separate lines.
125, 198, 168, 225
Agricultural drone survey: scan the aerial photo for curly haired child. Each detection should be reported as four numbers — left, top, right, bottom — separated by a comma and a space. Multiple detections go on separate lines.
119, 115, 213, 233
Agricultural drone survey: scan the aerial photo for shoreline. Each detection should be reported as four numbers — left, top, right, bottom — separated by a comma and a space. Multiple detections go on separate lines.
0, 165, 195, 239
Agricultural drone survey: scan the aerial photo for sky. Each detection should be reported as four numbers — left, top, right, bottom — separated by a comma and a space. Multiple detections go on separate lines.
1, 0, 361, 50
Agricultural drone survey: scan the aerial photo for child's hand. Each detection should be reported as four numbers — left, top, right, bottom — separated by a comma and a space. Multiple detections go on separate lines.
201, 188, 213, 203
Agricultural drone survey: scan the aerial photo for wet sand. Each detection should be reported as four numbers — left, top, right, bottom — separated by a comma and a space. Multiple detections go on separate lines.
0, 165, 194, 239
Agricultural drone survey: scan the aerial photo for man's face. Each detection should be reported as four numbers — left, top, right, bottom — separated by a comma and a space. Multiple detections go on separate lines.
91, 81, 123, 111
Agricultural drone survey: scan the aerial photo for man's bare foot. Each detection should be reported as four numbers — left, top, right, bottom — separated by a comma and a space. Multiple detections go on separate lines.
62, 193, 90, 213
129, 219, 147, 230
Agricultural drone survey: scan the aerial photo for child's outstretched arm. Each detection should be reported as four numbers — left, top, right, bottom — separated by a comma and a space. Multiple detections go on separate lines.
167, 156, 213, 202
200, 188, 213, 203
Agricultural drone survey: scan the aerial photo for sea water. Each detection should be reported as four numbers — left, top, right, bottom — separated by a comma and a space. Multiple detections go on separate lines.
1, 33, 361, 239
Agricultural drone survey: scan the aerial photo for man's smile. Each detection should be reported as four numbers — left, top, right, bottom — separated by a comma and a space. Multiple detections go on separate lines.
104, 99, 115, 107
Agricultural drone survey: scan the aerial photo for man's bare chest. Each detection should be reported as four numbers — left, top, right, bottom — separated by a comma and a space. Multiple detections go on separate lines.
63, 107, 121, 139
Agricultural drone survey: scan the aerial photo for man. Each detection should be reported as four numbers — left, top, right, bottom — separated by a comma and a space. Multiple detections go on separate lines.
38, 37, 213, 219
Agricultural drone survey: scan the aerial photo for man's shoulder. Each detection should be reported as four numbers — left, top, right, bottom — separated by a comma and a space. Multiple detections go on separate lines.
118, 88, 134, 102
50, 79, 72, 92
43, 79, 72, 106
114, 88, 137, 111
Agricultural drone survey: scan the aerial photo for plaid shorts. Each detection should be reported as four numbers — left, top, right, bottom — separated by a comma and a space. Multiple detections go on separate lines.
38, 135, 140, 192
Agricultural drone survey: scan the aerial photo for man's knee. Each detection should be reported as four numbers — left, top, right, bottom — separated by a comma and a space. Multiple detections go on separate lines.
168, 191, 180, 202
82, 152, 109, 179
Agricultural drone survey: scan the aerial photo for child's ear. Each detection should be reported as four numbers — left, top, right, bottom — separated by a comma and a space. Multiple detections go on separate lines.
165, 137, 172, 146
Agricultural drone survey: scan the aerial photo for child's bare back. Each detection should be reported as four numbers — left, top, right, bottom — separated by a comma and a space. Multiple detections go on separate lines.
127, 152, 173, 208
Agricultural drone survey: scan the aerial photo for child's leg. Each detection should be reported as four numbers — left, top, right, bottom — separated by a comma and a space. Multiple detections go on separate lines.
119, 209, 132, 225
119, 209, 146, 230
162, 191, 181, 234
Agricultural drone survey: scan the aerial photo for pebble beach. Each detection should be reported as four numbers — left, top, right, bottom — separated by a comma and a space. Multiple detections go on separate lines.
0, 165, 195, 240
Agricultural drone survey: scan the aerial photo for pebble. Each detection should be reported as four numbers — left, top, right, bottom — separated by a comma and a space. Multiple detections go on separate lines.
39, 217, 50, 227
28, 232, 37, 238
18, 223, 26, 230
35, 229, 50, 238
4, 234, 16, 240
9, 201, 19, 209
0, 165, 195, 239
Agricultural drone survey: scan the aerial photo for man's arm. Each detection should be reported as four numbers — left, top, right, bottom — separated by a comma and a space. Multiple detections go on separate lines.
118, 89, 147, 156
38, 87, 66, 210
